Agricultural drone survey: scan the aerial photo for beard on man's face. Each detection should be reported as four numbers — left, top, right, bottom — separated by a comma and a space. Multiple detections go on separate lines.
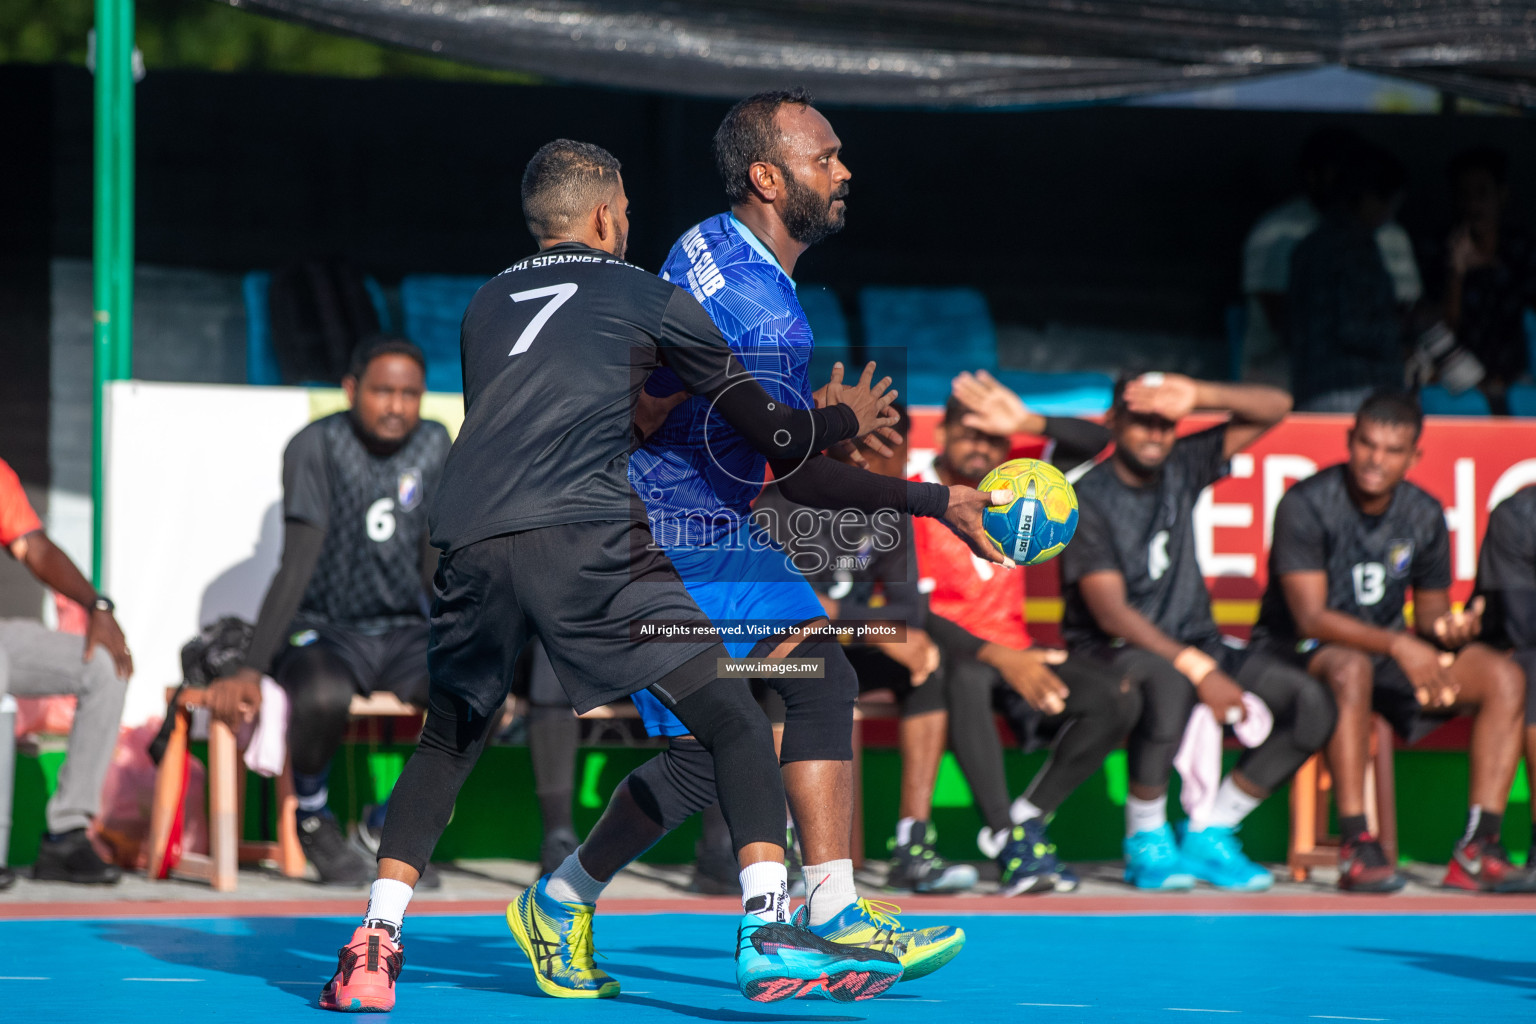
781, 168, 848, 246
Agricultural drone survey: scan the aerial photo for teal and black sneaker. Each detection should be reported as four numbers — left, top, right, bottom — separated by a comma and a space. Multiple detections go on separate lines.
1179, 824, 1273, 892
736, 914, 903, 1002
1124, 823, 1197, 891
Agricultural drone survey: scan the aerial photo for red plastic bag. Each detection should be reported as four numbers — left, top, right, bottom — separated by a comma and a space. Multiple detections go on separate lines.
96, 722, 208, 870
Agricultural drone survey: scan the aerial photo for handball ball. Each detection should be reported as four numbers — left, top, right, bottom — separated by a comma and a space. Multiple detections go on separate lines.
977, 458, 1080, 566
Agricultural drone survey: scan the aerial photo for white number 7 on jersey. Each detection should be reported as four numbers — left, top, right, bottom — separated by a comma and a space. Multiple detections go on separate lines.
508, 283, 579, 356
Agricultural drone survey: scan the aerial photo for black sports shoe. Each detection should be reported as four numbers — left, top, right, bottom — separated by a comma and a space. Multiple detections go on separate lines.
0, 865, 17, 891
31, 829, 121, 885
1337, 835, 1406, 893
300, 813, 372, 886
885, 822, 978, 893
540, 827, 580, 876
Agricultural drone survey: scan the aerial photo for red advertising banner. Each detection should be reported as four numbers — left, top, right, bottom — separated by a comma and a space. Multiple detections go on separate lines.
906, 411, 1536, 643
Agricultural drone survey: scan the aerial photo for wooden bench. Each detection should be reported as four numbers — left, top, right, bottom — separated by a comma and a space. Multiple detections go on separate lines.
146, 688, 421, 891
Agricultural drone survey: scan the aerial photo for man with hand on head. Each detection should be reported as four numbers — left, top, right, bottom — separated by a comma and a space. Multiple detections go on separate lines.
1061, 373, 1334, 892
1252, 391, 1532, 893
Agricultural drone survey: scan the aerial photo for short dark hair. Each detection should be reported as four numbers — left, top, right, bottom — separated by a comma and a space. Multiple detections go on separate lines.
350, 335, 426, 380
1354, 389, 1423, 440
713, 88, 815, 205
1448, 146, 1509, 187
521, 139, 623, 239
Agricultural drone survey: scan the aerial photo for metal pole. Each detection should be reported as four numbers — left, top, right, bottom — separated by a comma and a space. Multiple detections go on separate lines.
91, 0, 135, 586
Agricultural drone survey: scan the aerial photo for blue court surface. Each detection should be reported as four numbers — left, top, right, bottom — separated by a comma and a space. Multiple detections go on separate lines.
1, 911, 1532, 1022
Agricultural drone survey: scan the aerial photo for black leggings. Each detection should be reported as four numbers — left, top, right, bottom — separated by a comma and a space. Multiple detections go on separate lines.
278, 645, 360, 778
377, 646, 785, 872
1118, 646, 1337, 793
946, 653, 1141, 833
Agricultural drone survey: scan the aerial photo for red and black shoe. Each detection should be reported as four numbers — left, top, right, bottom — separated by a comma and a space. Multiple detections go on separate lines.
319, 925, 405, 1012
1338, 835, 1406, 893
1443, 838, 1536, 893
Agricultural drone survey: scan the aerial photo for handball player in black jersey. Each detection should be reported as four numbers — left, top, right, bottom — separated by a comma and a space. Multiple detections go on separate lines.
1061, 372, 1334, 893
1254, 391, 1532, 893
316, 139, 908, 1012
1473, 485, 1536, 860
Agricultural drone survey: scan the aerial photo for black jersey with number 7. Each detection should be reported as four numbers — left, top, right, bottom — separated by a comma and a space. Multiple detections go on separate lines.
429, 242, 860, 554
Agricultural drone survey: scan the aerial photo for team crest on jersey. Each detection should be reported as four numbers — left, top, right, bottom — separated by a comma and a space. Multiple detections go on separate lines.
398, 468, 423, 511
1386, 539, 1414, 578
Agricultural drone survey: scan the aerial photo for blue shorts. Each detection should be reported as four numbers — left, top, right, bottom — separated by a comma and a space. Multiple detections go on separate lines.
632, 520, 826, 737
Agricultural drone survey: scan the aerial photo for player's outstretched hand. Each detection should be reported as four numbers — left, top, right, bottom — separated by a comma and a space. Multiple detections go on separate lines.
951, 370, 1031, 436
1432, 595, 1484, 650
990, 646, 1069, 715
826, 361, 899, 443
942, 485, 1016, 568
1391, 633, 1459, 708
813, 363, 901, 466
1121, 372, 1198, 422
1195, 669, 1247, 724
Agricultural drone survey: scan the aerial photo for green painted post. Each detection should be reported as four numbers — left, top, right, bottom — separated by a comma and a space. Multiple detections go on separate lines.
91, 0, 135, 586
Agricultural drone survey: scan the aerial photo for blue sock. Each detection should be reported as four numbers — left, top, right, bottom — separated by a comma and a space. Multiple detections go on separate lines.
293, 769, 330, 822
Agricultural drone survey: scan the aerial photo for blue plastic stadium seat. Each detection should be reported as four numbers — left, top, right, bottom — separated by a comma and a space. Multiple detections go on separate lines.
992, 370, 1114, 416
242, 271, 280, 385
1420, 385, 1491, 416
797, 284, 853, 390
860, 286, 998, 380
401, 274, 487, 393
1507, 383, 1536, 417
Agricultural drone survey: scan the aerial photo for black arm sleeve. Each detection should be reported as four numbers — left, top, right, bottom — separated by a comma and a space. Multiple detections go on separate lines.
1041, 416, 1113, 470
419, 529, 439, 598
767, 454, 950, 518
925, 612, 988, 659
656, 290, 860, 459
241, 519, 325, 675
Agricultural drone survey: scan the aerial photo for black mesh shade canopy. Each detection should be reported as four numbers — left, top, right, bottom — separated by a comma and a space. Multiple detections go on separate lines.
221, 0, 1536, 107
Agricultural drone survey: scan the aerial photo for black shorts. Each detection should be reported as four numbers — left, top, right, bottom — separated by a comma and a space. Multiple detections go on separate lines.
279, 620, 430, 705
429, 520, 722, 716
1255, 640, 1454, 743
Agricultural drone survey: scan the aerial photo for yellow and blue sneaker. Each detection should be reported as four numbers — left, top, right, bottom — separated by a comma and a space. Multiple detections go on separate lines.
736, 914, 903, 1002
804, 899, 964, 981
506, 877, 619, 998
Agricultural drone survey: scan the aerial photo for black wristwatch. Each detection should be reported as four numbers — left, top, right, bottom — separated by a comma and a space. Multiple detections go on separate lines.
92, 595, 115, 614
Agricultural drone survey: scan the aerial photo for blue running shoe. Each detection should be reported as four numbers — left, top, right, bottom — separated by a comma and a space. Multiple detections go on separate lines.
1124, 823, 1196, 891
736, 915, 903, 1002
1179, 824, 1273, 892
997, 818, 1079, 896
805, 899, 964, 981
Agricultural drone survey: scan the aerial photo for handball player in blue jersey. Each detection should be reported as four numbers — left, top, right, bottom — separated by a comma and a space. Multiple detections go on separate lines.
534, 90, 1008, 983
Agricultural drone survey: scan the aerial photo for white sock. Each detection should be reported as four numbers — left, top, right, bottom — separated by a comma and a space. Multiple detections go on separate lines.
297, 787, 329, 815
740, 860, 789, 922
1011, 796, 1044, 825
895, 817, 921, 846
545, 848, 607, 906
364, 878, 413, 936
801, 859, 857, 927
977, 825, 1011, 860
1126, 795, 1167, 838
1194, 776, 1262, 831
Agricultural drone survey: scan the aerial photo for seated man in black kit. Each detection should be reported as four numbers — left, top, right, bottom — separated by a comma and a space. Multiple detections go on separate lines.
203, 336, 450, 885
1061, 372, 1335, 892
1473, 484, 1536, 860
1253, 390, 1532, 893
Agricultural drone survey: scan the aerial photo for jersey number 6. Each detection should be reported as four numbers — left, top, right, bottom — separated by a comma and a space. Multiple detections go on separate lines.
508, 283, 579, 356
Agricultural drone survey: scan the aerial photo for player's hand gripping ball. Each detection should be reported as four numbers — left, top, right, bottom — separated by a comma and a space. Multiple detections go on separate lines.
977, 458, 1079, 566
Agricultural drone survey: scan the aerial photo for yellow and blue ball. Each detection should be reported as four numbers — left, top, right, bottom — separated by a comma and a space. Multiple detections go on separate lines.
977, 458, 1079, 566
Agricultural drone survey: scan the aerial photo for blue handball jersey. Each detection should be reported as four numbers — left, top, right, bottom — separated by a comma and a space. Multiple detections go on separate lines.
629, 213, 814, 538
